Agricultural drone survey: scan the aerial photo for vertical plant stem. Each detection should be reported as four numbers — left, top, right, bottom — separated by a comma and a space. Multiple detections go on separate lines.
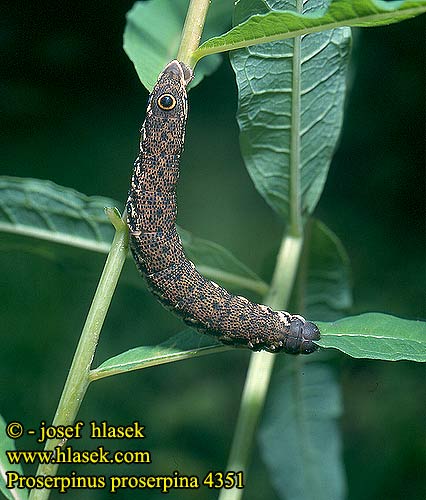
177, 0, 211, 67
28, 2, 212, 497
29, 209, 128, 500
218, 234, 303, 500
220, 2, 305, 496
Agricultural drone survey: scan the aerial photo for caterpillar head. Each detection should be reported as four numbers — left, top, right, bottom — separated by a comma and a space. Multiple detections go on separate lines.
149, 60, 192, 120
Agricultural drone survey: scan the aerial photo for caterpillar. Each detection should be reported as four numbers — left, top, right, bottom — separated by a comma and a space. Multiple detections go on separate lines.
126, 60, 320, 355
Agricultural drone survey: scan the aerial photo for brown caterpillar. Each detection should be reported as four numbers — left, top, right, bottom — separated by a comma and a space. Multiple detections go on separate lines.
126, 60, 320, 354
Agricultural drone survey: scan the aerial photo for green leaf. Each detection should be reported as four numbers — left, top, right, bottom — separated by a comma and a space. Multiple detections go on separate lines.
0, 176, 116, 254
259, 362, 345, 500
90, 329, 228, 381
124, 0, 188, 90
294, 219, 352, 322
194, 0, 426, 60
123, 0, 233, 91
317, 313, 426, 361
178, 226, 268, 296
230, 1, 351, 221
0, 415, 29, 500
0, 176, 266, 296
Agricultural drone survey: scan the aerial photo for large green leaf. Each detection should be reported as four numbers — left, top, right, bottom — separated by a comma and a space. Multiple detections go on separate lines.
90, 329, 227, 381
123, 0, 233, 90
259, 362, 345, 500
0, 176, 266, 295
229, 2, 352, 492
0, 415, 29, 500
317, 313, 426, 361
0, 176, 115, 253
230, 0, 351, 220
194, 0, 426, 61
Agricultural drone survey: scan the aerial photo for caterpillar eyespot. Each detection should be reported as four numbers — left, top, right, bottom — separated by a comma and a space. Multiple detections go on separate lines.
157, 93, 176, 111
127, 60, 320, 355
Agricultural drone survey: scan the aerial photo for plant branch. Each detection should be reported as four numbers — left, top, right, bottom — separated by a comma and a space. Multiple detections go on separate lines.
218, 232, 304, 500
28, 1, 214, 494
29, 208, 129, 500
28, 3, 215, 495
177, 0, 211, 67
219, 2, 305, 495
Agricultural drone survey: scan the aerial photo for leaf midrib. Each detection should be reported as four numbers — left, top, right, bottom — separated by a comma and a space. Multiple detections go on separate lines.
0, 222, 111, 253
289, 27, 302, 235
322, 333, 425, 341
0, 222, 268, 296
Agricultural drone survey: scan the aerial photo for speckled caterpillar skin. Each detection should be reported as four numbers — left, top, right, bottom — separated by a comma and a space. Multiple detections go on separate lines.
127, 60, 320, 354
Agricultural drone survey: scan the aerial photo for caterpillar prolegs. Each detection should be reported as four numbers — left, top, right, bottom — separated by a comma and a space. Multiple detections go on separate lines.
126, 60, 320, 355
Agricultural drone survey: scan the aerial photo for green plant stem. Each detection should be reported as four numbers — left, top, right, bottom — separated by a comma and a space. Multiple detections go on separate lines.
218, 233, 303, 500
219, 8, 305, 493
28, 4, 211, 497
29, 209, 128, 500
177, 0, 211, 67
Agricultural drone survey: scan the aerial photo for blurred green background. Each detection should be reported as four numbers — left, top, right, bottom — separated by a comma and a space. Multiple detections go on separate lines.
1, 2, 424, 499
